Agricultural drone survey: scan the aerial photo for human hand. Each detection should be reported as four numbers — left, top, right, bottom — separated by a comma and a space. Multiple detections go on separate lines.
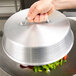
27, 0, 55, 22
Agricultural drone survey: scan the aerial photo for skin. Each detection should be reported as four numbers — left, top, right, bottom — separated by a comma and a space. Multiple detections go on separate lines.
54, 0, 76, 10
28, 0, 76, 22
27, 0, 55, 22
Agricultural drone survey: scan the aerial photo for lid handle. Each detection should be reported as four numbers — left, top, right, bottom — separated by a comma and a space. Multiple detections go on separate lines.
20, 17, 50, 26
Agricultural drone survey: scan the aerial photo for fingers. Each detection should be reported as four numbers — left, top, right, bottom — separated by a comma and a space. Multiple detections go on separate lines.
28, 1, 49, 21
29, 2, 37, 13
28, 2, 38, 20
27, 0, 55, 22
28, 9, 39, 22
28, 7, 54, 22
40, 14, 45, 22
28, 2, 40, 21
28, 19, 34, 22
40, 13, 48, 22
34, 15, 40, 22
33, 13, 48, 22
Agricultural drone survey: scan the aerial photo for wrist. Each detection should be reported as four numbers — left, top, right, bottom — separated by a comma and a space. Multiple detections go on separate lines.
54, 0, 76, 10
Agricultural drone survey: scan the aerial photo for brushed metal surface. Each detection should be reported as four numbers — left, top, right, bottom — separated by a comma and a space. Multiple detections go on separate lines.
2, 9, 74, 66
0, 18, 76, 76
3, 9, 71, 47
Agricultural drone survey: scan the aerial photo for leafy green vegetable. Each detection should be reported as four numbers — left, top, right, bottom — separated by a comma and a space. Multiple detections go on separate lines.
33, 58, 67, 73
63, 60, 67, 63
59, 59, 63, 66
48, 64, 54, 69
42, 65, 49, 70
33, 66, 38, 72
38, 66, 42, 72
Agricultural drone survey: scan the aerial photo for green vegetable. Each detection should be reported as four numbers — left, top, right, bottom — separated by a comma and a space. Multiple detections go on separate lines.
42, 65, 49, 70
42, 65, 50, 73
45, 69, 50, 73
55, 61, 59, 66
53, 64, 56, 69
32, 58, 67, 73
59, 59, 63, 66
48, 64, 54, 69
63, 60, 67, 63
38, 66, 42, 72
33, 66, 38, 72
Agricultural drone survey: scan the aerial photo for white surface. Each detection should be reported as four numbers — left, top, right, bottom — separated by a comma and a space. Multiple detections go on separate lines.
4, 10, 70, 47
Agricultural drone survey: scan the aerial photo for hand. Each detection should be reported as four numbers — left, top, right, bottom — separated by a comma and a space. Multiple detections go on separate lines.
27, 0, 55, 22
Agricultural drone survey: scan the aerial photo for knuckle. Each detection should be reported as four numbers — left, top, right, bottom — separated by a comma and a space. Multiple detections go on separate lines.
36, 6, 42, 12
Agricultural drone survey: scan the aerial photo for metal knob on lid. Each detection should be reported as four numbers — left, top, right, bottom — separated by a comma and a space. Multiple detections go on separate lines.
2, 9, 74, 66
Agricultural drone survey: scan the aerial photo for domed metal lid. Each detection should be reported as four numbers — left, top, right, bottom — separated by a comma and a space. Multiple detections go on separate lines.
4, 9, 70, 48
3, 9, 74, 65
